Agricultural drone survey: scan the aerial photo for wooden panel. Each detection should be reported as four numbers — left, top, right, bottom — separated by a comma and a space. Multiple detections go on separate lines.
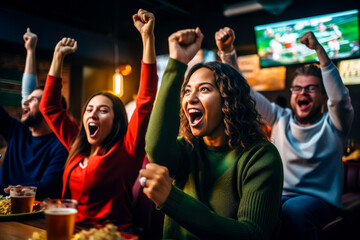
0, 221, 45, 240
0, 68, 22, 107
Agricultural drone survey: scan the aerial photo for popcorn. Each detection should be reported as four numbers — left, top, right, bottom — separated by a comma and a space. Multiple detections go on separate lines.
0, 198, 11, 215
29, 224, 125, 240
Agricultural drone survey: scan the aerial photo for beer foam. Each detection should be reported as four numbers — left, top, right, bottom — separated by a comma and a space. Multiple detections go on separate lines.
22, 189, 34, 196
45, 208, 77, 215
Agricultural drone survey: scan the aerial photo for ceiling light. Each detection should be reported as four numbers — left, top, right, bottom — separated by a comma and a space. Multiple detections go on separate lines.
223, 0, 264, 17
223, 0, 292, 17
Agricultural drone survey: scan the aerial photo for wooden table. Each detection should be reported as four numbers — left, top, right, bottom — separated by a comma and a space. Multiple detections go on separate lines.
0, 214, 139, 240
0, 218, 45, 240
0, 214, 88, 240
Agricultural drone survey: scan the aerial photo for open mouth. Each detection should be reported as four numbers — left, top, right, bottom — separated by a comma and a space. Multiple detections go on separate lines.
298, 100, 310, 110
88, 122, 99, 137
188, 108, 203, 127
22, 108, 29, 115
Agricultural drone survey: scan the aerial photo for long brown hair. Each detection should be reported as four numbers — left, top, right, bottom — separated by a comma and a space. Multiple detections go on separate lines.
67, 92, 128, 162
180, 62, 267, 149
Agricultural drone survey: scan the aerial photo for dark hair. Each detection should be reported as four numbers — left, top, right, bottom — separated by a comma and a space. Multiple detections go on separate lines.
67, 92, 128, 161
35, 85, 67, 109
292, 64, 325, 93
180, 62, 267, 149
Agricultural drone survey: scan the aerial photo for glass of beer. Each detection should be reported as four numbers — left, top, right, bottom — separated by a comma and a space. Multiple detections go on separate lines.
10, 186, 37, 214
44, 199, 78, 240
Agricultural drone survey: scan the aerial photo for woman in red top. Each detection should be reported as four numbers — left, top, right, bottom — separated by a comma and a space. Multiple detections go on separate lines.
39, 9, 158, 230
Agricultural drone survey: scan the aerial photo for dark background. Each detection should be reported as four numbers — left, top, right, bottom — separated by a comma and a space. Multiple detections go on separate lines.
0, 0, 359, 143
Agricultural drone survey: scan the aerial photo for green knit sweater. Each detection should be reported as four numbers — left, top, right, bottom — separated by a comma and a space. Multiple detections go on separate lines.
145, 58, 283, 240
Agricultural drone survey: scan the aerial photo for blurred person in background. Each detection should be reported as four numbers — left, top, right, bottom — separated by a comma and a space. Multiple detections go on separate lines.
0, 28, 68, 199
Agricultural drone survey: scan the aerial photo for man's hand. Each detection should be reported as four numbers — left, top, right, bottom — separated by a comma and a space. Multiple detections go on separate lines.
54, 37, 78, 58
23, 28, 38, 51
300, 31, 330, 66
3, 185, 22, 194
133, 9, 155, 37
168, 27, 203, 65
215, 27, 235, 53
300, 31, 321, 51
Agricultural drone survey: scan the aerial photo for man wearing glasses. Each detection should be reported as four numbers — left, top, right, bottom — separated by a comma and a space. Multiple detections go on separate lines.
216, 28, 354, 240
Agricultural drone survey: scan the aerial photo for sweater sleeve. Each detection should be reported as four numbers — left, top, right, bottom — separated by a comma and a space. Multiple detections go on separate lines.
145, 58, 188, 176
321, 62, 354, 133
39, 75, 79, 150
123, 61, 158, 158
21, 73, 37, 104
17, 141, 68, 199
160, 143, 283, 240
219, 49, 281, 126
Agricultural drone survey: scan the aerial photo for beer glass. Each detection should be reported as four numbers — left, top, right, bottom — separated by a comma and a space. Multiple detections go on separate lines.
9, 186, 37, 214
44, 199, 78, 240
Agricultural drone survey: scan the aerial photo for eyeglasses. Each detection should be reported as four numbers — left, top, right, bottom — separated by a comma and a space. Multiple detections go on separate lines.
290, 84, 320, 94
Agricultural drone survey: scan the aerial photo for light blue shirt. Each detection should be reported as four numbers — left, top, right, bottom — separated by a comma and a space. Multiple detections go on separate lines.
21, 73, 37, 104
220, 52, 354, 208
251, 62, 353, 208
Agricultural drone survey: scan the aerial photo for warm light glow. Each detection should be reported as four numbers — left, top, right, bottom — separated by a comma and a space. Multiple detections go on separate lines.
223, 1, 263, 17
113, 72, 123, 97
118, 64, 132, 76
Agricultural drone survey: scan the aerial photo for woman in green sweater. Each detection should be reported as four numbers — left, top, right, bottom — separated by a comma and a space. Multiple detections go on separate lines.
140, 28, 283, 240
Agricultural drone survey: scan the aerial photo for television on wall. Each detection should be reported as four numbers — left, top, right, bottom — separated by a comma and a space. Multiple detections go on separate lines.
254, 9, 360, 68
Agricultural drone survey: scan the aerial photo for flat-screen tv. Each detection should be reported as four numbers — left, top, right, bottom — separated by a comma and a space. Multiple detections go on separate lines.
254, 9, 360, 68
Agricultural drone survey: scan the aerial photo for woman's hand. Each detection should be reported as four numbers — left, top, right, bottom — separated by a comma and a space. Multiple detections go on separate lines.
49, 37, 77, 77
133, 9, 156, 63
54, 37, 78, 58
133, 9, 155, 38
168, 27, 203, 65
139, 163, 172, 207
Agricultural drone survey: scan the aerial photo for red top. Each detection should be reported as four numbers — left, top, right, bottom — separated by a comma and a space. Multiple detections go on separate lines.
40, 61, 158, 229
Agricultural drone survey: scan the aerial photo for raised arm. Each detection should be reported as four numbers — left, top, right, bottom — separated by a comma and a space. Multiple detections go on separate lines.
143, 28, 203, 206
39, 38, 78, 149
216, 27, 279, 126
169, 27, 203, 65
48, 38, 77, 77
300, 31, 330, 67
22, 28, 38, 103
145, 27, 203, 168
123, 9, 158, 157
215, 27, 241, 73
133, 9, 156, 63
300, 31, 354, 132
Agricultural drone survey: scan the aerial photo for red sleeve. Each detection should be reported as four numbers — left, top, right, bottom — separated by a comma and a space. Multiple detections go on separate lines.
39, 75, 79, 150
123, 61, 158, 157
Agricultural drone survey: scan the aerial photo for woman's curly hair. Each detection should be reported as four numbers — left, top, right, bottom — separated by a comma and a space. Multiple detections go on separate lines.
179, 62, 267, 149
